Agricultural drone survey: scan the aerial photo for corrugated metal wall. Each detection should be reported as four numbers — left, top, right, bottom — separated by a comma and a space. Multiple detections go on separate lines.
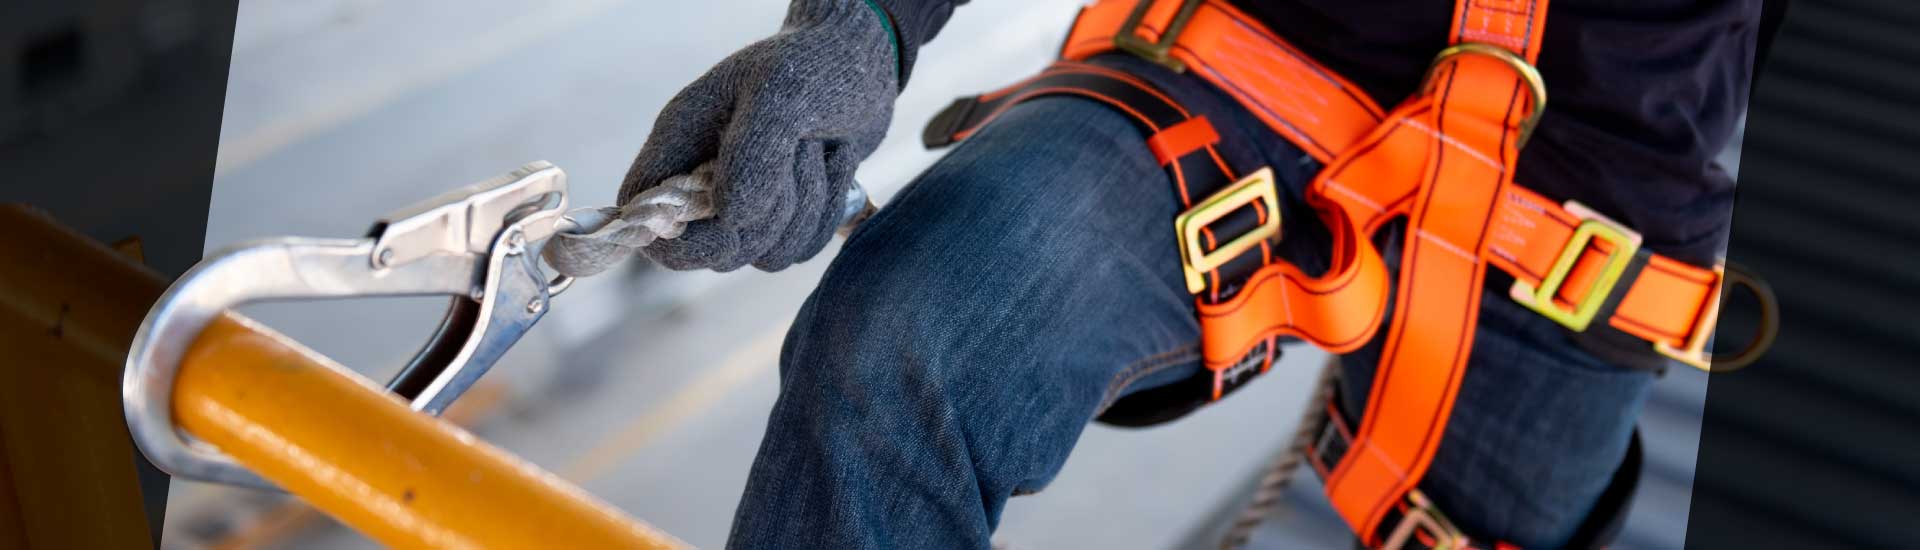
1688, 0, 1920, 547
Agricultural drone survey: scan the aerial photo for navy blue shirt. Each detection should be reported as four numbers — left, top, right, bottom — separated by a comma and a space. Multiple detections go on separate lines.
1238, 0, 1762, 265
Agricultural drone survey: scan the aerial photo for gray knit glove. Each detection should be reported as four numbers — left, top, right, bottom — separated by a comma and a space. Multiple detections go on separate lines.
544, 0, 965, 276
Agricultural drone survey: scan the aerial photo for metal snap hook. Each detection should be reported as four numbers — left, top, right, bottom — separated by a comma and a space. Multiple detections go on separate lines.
124, 161, 574, 490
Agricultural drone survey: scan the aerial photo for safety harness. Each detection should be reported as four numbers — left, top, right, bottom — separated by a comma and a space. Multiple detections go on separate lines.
923, 0, 1775, 547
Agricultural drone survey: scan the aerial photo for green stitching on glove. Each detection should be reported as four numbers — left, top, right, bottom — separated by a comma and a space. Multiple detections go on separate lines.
860, 0, 904, 84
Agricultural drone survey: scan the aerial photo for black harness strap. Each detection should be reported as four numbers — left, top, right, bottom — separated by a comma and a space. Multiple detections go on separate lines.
924, 61, 1279, 420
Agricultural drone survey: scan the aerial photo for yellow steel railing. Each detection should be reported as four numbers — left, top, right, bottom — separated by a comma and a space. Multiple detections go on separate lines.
0, 205, 158, 549
1, 204, 685, 549
176, 314, 684, 549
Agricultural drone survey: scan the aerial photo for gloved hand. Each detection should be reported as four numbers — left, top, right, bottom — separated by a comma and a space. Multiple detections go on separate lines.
546, 0, 965, 276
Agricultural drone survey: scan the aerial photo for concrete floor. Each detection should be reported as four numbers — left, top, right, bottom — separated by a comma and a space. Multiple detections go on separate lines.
162, 1, 1707, 548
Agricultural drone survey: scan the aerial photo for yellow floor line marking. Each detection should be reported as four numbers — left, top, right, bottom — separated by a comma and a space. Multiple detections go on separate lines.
559, 325, 787, 483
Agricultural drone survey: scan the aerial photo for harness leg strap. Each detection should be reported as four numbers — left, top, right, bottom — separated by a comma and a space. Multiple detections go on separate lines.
922, 62, 1286, 419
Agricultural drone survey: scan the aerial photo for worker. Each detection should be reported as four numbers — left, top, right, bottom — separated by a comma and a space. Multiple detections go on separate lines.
548, 0, 1759, 548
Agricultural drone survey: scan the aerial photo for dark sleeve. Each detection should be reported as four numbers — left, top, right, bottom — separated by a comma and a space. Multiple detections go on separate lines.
871, 0, 969, 86
1519, 0, 1763, 264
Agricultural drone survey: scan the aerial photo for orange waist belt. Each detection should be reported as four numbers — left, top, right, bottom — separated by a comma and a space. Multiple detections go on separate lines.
925, 0, 1768, 545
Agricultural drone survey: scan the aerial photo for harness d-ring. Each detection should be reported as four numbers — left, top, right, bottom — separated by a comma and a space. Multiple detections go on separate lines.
1424, 42, 1549, 148
1657, 261, 1780, 373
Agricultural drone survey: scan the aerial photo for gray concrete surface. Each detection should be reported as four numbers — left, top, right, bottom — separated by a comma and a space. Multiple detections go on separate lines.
165, 1, 1707, 548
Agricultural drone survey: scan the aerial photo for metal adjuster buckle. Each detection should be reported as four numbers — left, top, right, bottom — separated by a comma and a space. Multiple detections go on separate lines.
1654, 262, 1779, 372
1509, 201, 1641, 332
1174, 167, 1283, 294
1653, 263, 1725, 371
1114, 0, 1205, 73
1382, 490, 1467, 550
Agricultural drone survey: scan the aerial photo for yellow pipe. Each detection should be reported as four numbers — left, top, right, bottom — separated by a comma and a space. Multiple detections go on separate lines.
203, 381, 510, 549
3, 204, 685, 549
173, 312, 685, 549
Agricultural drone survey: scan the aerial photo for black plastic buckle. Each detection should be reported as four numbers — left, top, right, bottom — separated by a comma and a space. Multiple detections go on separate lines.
922, 97, 977, 149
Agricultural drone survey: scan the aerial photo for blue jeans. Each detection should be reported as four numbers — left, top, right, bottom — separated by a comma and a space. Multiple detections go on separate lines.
727, 60, 1655, 549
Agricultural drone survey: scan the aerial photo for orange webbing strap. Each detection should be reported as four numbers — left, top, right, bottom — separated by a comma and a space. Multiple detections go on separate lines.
1061, 0, 1385, 163
934, 0, 1733, 543
1305, 392, 1646, 550
1488, 187, 1721, 347
1061, 0, 1728, 372
1320, 0, 1551, 542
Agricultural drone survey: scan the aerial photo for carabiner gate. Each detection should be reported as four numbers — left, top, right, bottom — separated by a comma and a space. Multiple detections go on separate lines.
123, 161, 578, 490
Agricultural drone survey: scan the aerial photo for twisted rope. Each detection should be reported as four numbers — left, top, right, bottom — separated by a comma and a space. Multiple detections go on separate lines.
541, 168, 716, 277
1219, 356, 1342, 550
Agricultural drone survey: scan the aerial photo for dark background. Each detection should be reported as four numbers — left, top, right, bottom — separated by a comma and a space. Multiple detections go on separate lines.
2, 0, 233, 278
2, 0, 238, 543
1690, 0, 1920, 546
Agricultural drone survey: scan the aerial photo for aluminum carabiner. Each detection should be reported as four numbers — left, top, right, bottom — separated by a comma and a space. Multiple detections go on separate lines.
123, 161, 580, 490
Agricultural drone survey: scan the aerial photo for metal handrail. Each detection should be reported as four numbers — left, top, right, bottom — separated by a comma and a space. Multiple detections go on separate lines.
173, 312, 684, 549
98, 162, 694, 548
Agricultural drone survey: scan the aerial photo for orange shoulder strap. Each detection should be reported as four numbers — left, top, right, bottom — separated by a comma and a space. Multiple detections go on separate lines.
1319, 0, 1552, 543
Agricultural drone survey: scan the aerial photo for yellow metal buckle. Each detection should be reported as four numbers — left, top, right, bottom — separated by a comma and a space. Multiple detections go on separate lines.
1175, 167, 1283, 294
1654, 262, 1780, 372
1423, 43, 1548, 149
1654, 263, 1725, 371
1509, 201, 1642, 332
1381, 490, 1466, 550
1114, 0, 1205, 73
